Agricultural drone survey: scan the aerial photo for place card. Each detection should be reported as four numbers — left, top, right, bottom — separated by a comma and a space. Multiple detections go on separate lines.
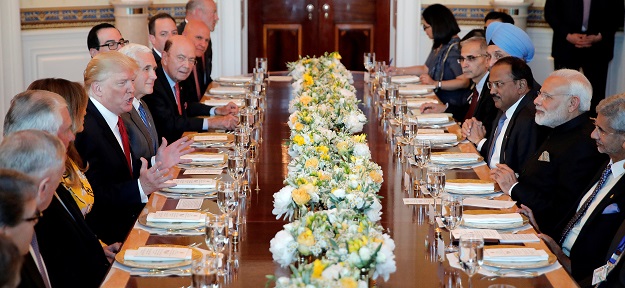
203, 99, 244, 107
176, 198, 204, 210
124, 247, 192, 262
146, 211, 205, 223
166, 178, 216, 189
451, 229, 501, 240
183, 168, 224, 175
484, 248, 548, 262
181, 153, 225, 162
193, 135, 228, 141
403, 198, 434, 205
462, 198, 516, 209
499, 233, 540, 244
417, 128, 445, 134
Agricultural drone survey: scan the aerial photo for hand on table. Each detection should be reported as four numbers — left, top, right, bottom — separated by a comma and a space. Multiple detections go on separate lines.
461, 117, 486, 144
517, 204, 539, 233
139, 158, 175, 195
207, 115, 239, 130
103, 242, 121, 263
155, 136, 195, 169
538, 233, 571, 273
490, 164, 517, 194
420, 102, 447, 114
419, 74, 434, 85
215, 102, 240, 116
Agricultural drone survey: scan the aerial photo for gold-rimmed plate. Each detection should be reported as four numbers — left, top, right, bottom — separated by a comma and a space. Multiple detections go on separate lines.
446, 179, 496, 195
188, 132, 234, 147
179, 152, 227, 168
483, 245, 557, 269
115, 244, 202, 269
462, 210, 529, 229
138, 210, 212, 230
431, 152, 484, 165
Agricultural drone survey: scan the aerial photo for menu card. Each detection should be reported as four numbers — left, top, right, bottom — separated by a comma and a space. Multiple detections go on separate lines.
193, 134, 229, 141
183, 168, 224, 175
451, 229, 501, 240
166, 178, 216, 189
403, 198, 434, 205
180, 153, 224, 162
146, 211, 205, 223
462, 198, 516, 209
463, 213, 523, 224
499, 233, 541, 244
175, 199, 204, 210
124, 247, 192, 262
484, 248, 549, 262
203, 99, 244, 107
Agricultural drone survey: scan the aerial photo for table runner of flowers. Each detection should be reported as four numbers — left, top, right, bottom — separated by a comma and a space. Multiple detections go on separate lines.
268, 52, 396, 287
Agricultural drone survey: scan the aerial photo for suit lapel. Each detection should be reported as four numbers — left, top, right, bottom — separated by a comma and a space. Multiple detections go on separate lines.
128, 108, 156, 156
155, 67, 184, 116
87, 100, 132, 176
583, 174, 625, 229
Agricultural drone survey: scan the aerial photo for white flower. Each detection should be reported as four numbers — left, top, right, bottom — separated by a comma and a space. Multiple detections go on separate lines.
359, 246, 372, 263
353, 143, 371, 158
321, 263, 342, 279
332, 188, 346, 199
272, 186, 295, 220
366, 197, 382, 222
373, 234, 396, 281
269, 230, 297, 267
348, 252, 362, 267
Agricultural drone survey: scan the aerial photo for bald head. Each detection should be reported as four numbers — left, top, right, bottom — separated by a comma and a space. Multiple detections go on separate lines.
183, 20, 211, 57
185, 0, 219, 32
162, 35, 196, 82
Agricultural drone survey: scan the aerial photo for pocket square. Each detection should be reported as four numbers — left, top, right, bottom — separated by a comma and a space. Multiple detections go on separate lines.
603, 203, 620, 214
538, 151, 550, 162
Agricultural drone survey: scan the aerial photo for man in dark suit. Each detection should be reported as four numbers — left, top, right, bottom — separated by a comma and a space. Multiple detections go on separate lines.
178, 0, 219, 88
464, 57, 547, 172
0, 169, 39, 288
594, 220, 625, 287
182, 20, 211, 100
545, 0, 624, 115
491, 69, 607, 237
76, 51, 188, 244
142, 35, 237, 143
529, 93, 625, 283
148, 13, 178, 68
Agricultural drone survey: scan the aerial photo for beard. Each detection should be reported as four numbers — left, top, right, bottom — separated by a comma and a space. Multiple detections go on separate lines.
535, 105, 569, 128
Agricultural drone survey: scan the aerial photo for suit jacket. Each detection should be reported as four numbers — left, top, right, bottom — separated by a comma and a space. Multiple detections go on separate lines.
122, 100, 159, 161
152, 48, 162, 68
35, 185, 110, 288
75, 100, 144, 244
142, 66, 207, 143
17, 253, 45, 288
559, 162, 625, 282
511, 113, 608, 237
178, 21, 213, 86
594, 220, 625, 288
479, 92, 548, 172
472, 74, 497, 137
545, 0, 624, 63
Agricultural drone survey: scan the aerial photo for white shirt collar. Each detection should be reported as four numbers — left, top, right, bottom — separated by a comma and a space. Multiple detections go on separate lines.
153, 48, 162, 58
90, 97, 119, 129
610, 159, 625, 178
505, 95, 525, 119
476, 71, 489, 95
132, 97, 141, 110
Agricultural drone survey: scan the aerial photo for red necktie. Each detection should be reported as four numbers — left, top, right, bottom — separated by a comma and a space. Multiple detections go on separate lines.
464, 86, 479, 121
193, 66, 201, 100
117, 116, 132, 176
174, 83, 182, 115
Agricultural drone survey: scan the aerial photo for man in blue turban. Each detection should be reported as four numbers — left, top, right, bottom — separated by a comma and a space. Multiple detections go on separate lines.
486, 22, 535, 64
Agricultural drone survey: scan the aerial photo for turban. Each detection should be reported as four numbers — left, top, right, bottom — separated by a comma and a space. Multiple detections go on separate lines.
486, 22, 535, 63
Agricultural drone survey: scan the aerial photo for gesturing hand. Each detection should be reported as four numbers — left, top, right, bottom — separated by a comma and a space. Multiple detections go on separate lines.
215, 102, 240, 116
155, 136, 194, 169
138, 158, 175, 195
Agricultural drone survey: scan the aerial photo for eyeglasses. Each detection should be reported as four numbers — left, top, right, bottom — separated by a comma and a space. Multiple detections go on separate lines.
591, 117, 621, 137
23, 209, 43, 224
422, 24, 431, 31
457, 54, 489, 64
537, 90, 571, 100
175, 55, 197, 65
98, 39, 129, 50
486, 79, 517, 89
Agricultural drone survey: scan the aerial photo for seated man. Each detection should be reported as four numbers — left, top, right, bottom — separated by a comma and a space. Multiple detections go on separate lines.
87, 23, 128, 58
524, 93, 625, 283
491, 69, 607, 237
143, 35, 238, 143
463, 57, 547, 171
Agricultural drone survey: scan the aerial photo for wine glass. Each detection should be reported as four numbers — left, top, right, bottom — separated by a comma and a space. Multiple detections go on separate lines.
459, 233, 484, 288
363, 52, 376, 80
427, 166, 445, 218
441, 194, 463, 252
227, 153, 247, 183
255, 57, 268, 79
217, 181, 239, 216
205, 215, 228, 277
191, 254, 218, 288
234, 126, 250, 155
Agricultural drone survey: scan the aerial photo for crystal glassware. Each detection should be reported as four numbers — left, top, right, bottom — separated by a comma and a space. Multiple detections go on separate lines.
441, 194, 463, 252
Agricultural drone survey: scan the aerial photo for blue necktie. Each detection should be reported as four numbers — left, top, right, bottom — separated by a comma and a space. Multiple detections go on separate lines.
488, 114, 507, 163
137, 104, 158, 152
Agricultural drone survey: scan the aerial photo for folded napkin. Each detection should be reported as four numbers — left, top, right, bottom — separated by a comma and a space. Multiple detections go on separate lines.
462, 198, 516, 209
391, 75, 419, 84
208, 86, 246, 95
406, 98, 438, 108
124, 247, 192, 262
166, 178, 216, 189
203, 99, 244, 107
399, 84, 435, 95
446, 182, 495, 191
218, 75, 252, 83
416, 114, 451, 124
146, 211, 206, 223
180, 154, 224, 162
417, 128, 445, 134
484, 248, 549, 262
268, 76, 293, 82
431, 153, 480, 163
193, 134, 229, 142
415, 133, 458, 142
463, 213, 523, 225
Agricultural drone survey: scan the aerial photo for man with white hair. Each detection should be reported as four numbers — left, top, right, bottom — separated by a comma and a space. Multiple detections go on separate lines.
490, 69, 607, 237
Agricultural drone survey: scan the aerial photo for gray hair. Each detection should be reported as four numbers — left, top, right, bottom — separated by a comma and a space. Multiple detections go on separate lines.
597, 93, 625, 132
0, 169, 37, 227
549, 69, 592, 112
460, 36, 487, 52
3, 90, 67, 136
0, 130, 65, 181
118, 43, 153, 61
185, 0, 207, 14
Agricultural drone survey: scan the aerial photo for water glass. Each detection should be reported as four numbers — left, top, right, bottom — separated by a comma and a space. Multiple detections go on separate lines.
394, 98, 408, 123
441, 195, 463, 252
245, 92, 259, 110
255, 57, 268, 78
401, 120, 418, 143
426, 166, 445, 216
414, 139, 431, 167
192, 254, 218, 288
363, 52, 375, 73
217, 181, 239, 215
252, 67, 263, 84
459, 233, 484, 283
227, 154, 247, 182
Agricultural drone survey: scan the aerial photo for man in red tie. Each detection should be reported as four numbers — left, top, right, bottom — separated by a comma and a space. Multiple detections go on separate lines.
182, 20, 211, 100
143, 35, 238, 143
76, 51, 191, 244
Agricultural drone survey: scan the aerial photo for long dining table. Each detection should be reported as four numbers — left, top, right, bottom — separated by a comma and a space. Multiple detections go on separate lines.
100, 72, 579, 287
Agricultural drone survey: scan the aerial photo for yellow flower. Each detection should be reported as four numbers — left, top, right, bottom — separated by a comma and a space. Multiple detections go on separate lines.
339, 278, 357, 288
319, 173, 331, 181
331, 52, 342, 60
300, 95, 313, 106
303, 73, 314, 87
292, 187, 311, 206
294, 122, 304, 131
297, 228, 316, 255
305, 157, 319, 168
303, 116, 313, 124
311, 259, 326, 279
321, 154, 331, 161
316, 146, 329, 155
352, 134, 366, 143
369, 171, 383, 183
293, 135, 305, 146
296, 177, 308, 185
336, 141, 348, 152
